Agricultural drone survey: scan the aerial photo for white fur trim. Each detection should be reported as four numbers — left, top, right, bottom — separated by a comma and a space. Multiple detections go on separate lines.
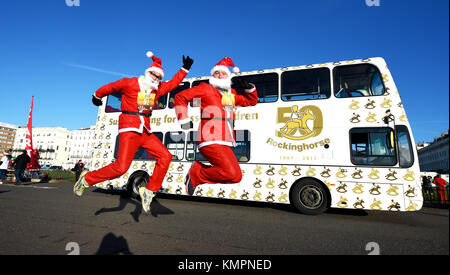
181, 67, 189, 73
138, 75, 144, 91
118, 127, 143, 134
146, 51, 153, 58
233, 67, 240, 73
178, 118, 191, 125
93, 94, 102, 100
209, 77, 232, 91
198, 140, 234, 149
245, 83, 256, 93
211, 65, 231, 76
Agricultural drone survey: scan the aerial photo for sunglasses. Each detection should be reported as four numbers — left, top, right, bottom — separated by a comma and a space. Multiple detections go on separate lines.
149, 71, 162, 80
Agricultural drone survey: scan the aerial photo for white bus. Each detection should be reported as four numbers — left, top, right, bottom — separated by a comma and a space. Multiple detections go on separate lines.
90, 57, 422, 214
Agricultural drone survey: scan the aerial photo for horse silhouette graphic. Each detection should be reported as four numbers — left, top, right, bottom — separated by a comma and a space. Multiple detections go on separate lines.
279, 106, 318, 140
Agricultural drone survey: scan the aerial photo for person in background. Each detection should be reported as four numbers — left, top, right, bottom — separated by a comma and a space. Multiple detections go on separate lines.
421, 175, 432, 196
72, 160, 85, 181
13, 150, 30, 185
433, 174, 448, 203
0, 149, 12, 184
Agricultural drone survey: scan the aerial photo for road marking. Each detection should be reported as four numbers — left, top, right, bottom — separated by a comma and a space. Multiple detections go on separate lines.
3, 184, 57, 190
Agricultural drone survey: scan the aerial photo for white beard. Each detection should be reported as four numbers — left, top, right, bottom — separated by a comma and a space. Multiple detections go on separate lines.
143, 75, 159, 91
209, 77, 231, 91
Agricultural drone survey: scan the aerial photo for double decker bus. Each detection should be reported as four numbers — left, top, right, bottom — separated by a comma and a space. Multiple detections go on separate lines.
90, 57, 422, 214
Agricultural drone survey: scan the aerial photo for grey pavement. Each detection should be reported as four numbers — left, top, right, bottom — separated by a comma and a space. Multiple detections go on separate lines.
0, 181, 448, 255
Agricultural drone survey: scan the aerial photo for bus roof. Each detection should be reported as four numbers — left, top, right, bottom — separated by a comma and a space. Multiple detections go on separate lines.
182, 57, 386, 82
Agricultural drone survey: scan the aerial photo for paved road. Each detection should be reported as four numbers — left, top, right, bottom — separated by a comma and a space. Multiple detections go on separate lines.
0, 182, 448, 255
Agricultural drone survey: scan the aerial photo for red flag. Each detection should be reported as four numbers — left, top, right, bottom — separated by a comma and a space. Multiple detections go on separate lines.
25, 97, 40, 169
25, 97, 33, 155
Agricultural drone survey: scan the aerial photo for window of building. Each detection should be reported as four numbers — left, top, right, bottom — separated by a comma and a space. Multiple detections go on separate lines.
350, 127, 396, 166
334, 64, 385, 98
164, 131, 186, 160
281, 68, 331, 101
232, 73, 278, 103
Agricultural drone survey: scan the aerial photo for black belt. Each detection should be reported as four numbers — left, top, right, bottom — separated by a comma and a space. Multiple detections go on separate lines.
122, 111, 152, 118
201, 117, 235, 128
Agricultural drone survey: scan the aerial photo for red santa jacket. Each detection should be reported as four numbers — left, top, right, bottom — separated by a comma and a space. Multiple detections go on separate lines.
174, 82, 258, 148
433, 177, 447, 189
95, 68, 188, 133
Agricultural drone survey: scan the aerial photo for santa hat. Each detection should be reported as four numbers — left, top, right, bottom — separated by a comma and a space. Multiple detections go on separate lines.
145, 51, 164, 78
211, 57, 239, 76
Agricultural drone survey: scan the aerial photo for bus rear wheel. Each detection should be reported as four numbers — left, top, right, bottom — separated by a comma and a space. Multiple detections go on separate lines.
127, 171, 149, 199
291, 179, 329, 215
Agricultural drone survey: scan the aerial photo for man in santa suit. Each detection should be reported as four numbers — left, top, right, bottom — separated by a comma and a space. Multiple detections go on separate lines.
74, 52, 194, 214
174, 57, 258, 195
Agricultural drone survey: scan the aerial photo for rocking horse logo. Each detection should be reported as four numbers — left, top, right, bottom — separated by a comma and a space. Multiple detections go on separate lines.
277, 105, 323, 141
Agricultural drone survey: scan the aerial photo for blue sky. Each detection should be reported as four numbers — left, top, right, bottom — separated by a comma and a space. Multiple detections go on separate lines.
0, 0, 448, 143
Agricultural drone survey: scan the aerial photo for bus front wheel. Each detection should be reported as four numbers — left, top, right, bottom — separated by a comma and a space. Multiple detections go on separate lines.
291, 179, 329, 215
127, 171, 149, 199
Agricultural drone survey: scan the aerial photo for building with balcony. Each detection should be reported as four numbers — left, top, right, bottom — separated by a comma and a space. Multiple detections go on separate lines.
0, 122, 18, 157
67, 125, 95, 170
418, 131, 449, 174
13, 126, 72, 169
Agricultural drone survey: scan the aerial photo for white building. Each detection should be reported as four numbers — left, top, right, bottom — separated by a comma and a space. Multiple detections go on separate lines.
67, 125, 96, 170
12, 125, 97, 170
418, 131, 449, 174
13, 126, 72, 169
0, 122, 18, 157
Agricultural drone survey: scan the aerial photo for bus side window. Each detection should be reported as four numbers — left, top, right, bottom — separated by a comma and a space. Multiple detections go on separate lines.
168, 82, 190, 109
334, 64, 385, 98
185, 130, 250, 162
281, 68, 331, 101
164, 131, 186, 160
113, 132, 164, 161
186, 131, 199, 161
190, 80, 209, 107
396, 125, 414, 168
192, 80, 209, 87
153, 94, 168, 110
106, 93, 122, 113
233, 130, 251, 162
350, 127, 396, 166
232, 73, 278, 103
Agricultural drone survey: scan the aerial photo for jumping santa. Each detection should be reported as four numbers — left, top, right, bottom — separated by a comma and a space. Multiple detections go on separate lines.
74, 52, 194, 214
174, 57, 258, 195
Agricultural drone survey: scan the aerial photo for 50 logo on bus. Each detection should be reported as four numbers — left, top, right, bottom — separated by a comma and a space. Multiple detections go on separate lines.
276, 105, 323, 141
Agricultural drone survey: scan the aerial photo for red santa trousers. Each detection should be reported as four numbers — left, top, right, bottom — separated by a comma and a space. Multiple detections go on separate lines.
189, 144, 242, 187
437, 187, 448, 202
84, 131, 172, 192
